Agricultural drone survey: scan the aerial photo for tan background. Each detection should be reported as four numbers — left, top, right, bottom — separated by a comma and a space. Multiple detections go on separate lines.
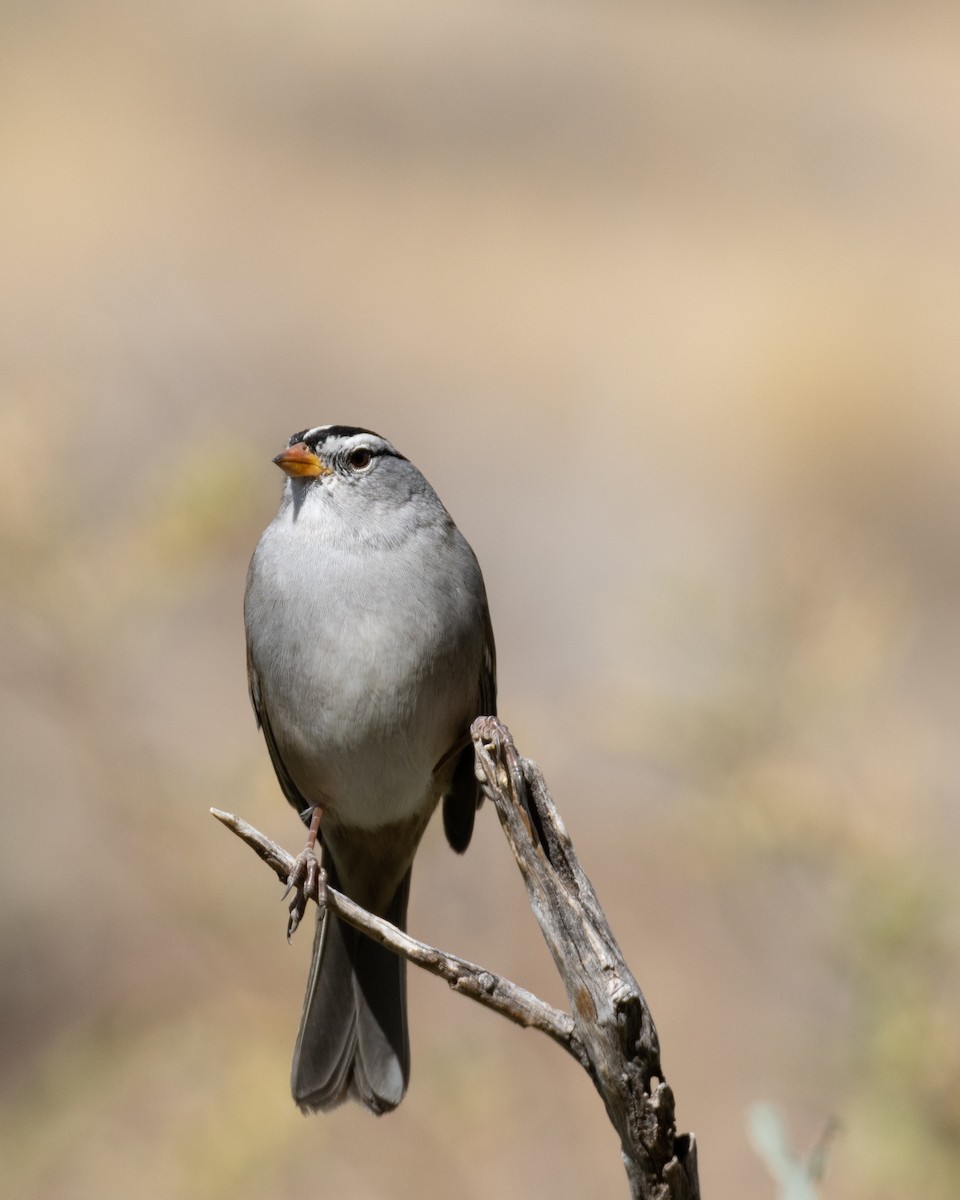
2, 2, 959, 1197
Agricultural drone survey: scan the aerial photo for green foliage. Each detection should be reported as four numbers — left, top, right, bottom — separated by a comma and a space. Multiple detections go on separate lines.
748, 1104, 838, 1200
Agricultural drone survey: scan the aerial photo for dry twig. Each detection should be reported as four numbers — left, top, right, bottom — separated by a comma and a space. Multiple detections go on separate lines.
213, 718, 700, 1200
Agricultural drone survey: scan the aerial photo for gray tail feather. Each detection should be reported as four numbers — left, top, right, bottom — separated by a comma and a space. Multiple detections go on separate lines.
291, 864, 411, 1115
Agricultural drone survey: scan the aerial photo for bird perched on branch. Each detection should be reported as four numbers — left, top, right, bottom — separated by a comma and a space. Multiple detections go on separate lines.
244, 425, 496, 1114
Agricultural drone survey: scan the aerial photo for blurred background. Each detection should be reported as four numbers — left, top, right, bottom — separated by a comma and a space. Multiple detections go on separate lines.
1, 2, 958, 1197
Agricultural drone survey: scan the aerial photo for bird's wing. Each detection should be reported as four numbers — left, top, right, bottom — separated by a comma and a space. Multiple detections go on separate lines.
247, 650, 314, 823
441, 603, 497, 854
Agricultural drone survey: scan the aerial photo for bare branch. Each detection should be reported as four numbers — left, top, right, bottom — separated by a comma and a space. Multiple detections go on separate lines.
470, 719, 700, 1200
210, 808, 581, 1058
213, 718, 700, 1199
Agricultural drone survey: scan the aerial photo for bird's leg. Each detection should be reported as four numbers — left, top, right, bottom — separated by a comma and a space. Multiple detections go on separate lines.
283, 805, 327, 940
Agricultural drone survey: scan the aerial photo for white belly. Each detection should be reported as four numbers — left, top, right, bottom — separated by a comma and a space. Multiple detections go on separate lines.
246, 506, 484, 829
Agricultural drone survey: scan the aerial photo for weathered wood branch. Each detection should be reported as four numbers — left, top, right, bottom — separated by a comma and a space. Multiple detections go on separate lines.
471, 718, 700, 1200
214, 718, 699, 1200
210, 806, 580, 1057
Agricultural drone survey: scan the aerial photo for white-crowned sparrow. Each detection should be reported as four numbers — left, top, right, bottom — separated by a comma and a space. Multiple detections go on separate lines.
244, 425, 496, 1115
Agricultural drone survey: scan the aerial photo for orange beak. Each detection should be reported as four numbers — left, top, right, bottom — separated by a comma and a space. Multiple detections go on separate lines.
272, 443, 332, 478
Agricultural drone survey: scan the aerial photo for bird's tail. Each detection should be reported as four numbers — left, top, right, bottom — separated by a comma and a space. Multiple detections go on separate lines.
290, 857, 410, 1115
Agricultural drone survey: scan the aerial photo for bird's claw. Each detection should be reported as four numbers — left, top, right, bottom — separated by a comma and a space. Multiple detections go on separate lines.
283, 850, 327, 941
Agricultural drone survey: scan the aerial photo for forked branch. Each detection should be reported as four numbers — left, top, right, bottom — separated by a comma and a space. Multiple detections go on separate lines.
210, 806, 579, 1057
214, 718, 700, 1200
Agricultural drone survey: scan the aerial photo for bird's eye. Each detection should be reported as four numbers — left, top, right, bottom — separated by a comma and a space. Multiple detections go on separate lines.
348, 447, 373, 471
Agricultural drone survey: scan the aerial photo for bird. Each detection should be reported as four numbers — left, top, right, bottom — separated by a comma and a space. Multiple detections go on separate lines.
243, 424, 496, 1115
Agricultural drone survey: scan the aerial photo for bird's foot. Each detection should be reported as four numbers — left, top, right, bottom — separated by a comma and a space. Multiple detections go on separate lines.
283, 850, 327, 941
